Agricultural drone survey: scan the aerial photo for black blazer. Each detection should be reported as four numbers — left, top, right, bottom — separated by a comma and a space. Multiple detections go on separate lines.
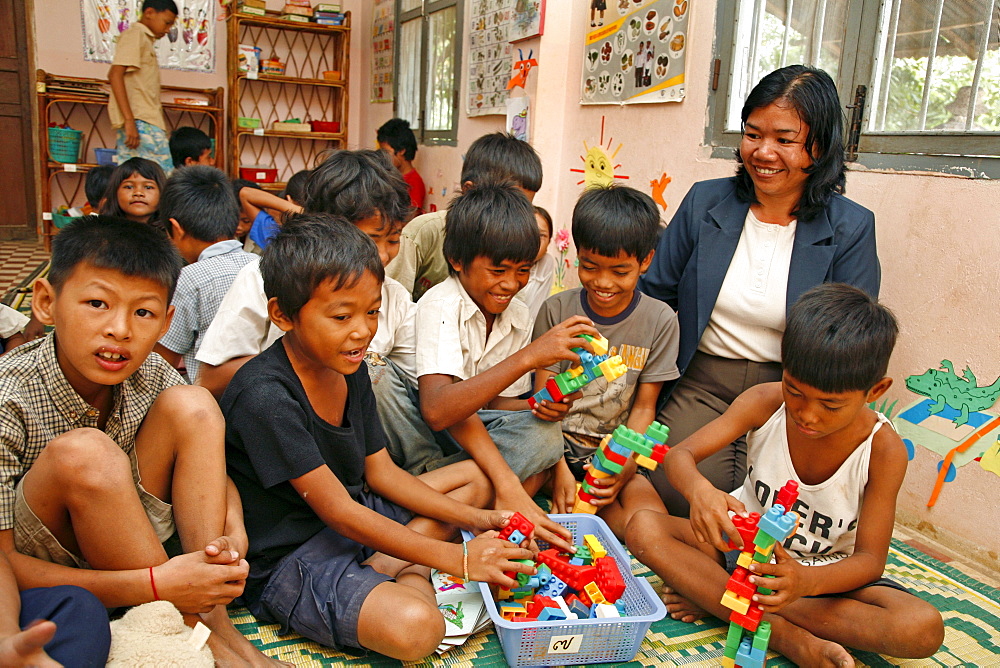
638, 177, 881, 396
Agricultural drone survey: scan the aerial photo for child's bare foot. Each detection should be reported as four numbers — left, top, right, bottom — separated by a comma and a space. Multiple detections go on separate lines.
660, 586, 707, 622
768, 615, 855, 668
201, 606, 292, 667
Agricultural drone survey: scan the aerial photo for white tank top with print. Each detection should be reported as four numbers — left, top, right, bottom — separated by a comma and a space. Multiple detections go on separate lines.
733, 405, 891, 566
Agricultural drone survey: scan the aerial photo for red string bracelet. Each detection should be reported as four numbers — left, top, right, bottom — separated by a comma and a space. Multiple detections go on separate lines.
149, 566, 160, 601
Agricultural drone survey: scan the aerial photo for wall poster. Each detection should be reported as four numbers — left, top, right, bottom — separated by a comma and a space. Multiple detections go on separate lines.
81, 0, 216, 73
581, 0, 688, 105
371, 0, 395, 103
467, 0, 514, 116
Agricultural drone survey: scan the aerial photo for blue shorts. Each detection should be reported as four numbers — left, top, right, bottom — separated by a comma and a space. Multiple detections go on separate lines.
116, 119, 173, 174
722, 548, 910, 595
251, 491, 413, 652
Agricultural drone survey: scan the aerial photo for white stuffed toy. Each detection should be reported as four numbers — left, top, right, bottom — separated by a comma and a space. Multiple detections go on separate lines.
107, 600, 214, 667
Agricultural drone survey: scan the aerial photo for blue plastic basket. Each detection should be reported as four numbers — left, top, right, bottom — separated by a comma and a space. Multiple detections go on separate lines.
465, 514, 665, 667
93, 147, 117, 166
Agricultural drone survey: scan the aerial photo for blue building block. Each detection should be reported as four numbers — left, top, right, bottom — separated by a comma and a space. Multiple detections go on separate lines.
568, 599, 590, 619
569, 557, 585, 566
757, 504, 797, 543
538, 574, 568, 598
735, 637, 764, 668
536, 563, 551, 585
506, 529, 526, 545
538, 607, 566, 621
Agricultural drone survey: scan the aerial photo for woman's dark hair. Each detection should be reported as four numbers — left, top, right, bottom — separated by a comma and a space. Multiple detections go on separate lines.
99, 158, 167, 227
735, 65, 846, 222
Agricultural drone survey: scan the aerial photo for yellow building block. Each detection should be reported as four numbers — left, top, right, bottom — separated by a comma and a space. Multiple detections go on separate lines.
498, 588, 512, 601
567, 366, 583, 378
590, 335, 609, 356
720, 590, 751, 615
584, 582, 606, 605
572, 498, 598, 514
583, 534, 607, 559
589, 467, 612, 479
598, 356, 628, 381
736, 551, 754, 569
634, 454, 658, 470
721, 657, 736, 668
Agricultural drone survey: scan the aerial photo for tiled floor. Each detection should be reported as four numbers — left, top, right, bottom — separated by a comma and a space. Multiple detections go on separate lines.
0, 239, 49, 299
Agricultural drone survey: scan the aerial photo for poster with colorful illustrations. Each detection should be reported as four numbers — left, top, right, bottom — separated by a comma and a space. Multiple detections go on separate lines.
371, 0, 395, 103
509, 0, 545, 42
467, 0, 514, 116
81, 0, 215, 73
581, 0, 688, 105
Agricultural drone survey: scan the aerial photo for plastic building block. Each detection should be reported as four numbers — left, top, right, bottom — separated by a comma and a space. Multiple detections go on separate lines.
536, 563, 551, 585
736, 551, 754, 569
567, 598, 590, 619
538, 574, 568, 598
535, 550, 597, 591
554, 595, 575, 619
752, 620, 772, 652
538, 607, 566, 621
755, 574, 775, 596
757, 505, 798, 543
720, 658, 736, 668
584, 534, 607, 559
729, 604, 764, 632
725, 512, 761, 551
645, 421, 669, 445
736, 637, 762, 668
724, 566, 756, 600
594, 603, 620, 618
775, 480, 799, 510
525, 596, 556, 618
498, 588, 512, 601
498, 512, 534, 544
634, 454, 658, 470
572, 497, 598, 514
583, 581, 606, 605
725, 622, 744, 658
503, 557, 534, 581
500, 603, 526, 619
574, 545, 593, 563
721, 589, 751, 615
506, 529, 527, 546
595, 556, 626, 602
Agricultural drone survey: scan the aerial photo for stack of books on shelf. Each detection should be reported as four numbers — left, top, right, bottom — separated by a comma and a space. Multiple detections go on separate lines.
235, 0, 265, 16
281, 0, 312, 22
314, 3, 344, 25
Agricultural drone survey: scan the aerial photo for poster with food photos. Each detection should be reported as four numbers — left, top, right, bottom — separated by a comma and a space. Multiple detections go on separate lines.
371, 0, 395, 103
81, 0, 215, 73
467, 0, 514, 116
581, 0, 688, 105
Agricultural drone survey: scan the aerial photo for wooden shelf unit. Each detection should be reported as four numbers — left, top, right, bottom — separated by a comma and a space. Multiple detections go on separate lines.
36, 70, 224, 248
226, 10, 351, 185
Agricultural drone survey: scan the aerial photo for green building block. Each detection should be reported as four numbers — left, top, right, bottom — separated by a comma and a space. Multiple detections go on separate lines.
752, 621, 772, 652
644, 421, 669, 444
594, 447, 624, 474
725, 622, 743, 658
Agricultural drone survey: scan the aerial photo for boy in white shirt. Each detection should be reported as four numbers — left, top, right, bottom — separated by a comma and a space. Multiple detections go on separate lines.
415, 182, 602, 550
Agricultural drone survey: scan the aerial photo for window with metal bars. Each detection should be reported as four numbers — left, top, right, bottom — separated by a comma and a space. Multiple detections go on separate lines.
395, 0, 462, 145
708, 0, 1000, 176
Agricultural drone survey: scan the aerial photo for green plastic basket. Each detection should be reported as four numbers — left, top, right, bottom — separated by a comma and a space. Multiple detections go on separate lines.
48, 126, 83, 163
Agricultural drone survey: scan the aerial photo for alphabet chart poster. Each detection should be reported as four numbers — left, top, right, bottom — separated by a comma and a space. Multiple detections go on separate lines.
371, 0, 394, 103
467, 0, 514, 117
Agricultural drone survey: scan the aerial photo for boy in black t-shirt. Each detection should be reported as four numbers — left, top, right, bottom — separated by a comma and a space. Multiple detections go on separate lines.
222, 214, 536, 661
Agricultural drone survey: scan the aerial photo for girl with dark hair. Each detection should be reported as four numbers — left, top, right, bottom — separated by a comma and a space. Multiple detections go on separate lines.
639, 65, 881, 516
99, 157, 166, 227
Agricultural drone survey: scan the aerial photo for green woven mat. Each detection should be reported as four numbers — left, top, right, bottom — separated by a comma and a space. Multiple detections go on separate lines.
228, 537, 1000, 666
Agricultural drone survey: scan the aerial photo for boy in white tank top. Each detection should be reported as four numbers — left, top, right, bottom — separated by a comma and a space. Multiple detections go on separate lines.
627, 284, 944, 666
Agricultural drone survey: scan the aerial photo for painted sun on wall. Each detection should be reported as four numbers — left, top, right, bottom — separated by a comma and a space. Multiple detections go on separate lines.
570, 117, 631, 188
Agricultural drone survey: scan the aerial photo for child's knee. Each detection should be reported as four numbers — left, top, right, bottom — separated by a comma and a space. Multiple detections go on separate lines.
150, 384, 222, 426
899, 600, 945, 658
40, 428, 130, 488
383, 597, 444, 660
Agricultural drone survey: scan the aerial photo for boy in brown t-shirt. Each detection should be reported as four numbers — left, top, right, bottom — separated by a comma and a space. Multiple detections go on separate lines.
108, 0, 177, 173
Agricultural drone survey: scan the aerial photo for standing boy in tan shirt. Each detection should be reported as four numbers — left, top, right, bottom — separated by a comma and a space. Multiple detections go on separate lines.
108, 0, 177, 173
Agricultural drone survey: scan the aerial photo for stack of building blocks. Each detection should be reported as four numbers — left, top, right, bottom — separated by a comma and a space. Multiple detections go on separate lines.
720, 480, 800, 668
527, 334, 628, 412
493, 514, 628, 622
573, 422, 670, 513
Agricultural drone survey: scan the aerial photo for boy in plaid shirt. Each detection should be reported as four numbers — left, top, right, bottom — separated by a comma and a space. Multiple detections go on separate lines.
0, 216, 274, 665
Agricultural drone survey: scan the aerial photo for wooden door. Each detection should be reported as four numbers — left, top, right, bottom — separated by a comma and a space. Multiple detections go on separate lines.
0, 0, 36, 240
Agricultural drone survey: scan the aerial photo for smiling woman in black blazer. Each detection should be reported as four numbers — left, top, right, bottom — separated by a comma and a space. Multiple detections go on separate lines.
639, 65, 881, 515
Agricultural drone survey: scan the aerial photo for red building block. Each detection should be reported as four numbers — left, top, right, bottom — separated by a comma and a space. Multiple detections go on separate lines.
775, 480, 800, 511
594, 556, 626, 602
650, 444, 669, 464
545, 377, 565, 402
499, 512, 534, 543
729, 604, 764, 632
724, 566, 756, 600
725, 513, 761, 551
536, 549, 597, 591
526, 596, 557, 617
